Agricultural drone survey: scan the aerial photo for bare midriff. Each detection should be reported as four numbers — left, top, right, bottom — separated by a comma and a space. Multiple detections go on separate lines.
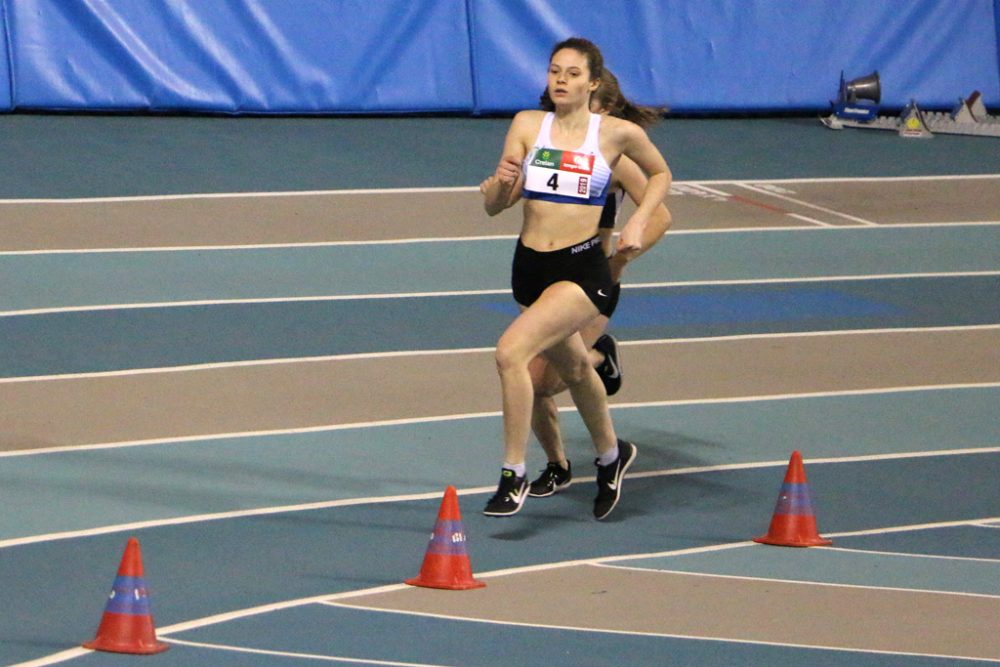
520, 198, 602, 251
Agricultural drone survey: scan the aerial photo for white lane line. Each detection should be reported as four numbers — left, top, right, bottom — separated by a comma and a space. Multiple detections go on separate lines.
692, 174, 1000, 185
687, 184, 835, 227
0, 488, 489, 549
623, 270, 1000, 291
2, 381, 998, 457
596, 563, 1000, 599
3, 270, 997, 319
0, 289, 510, 318
2, 383, 997, 460
737, 183, 879, 226
787, 213, 834, 226
323, 599, 996, 663
665, 220, 1000, 234
0, 234, 519, 256
622, 323, 1000, 346
0, 186, 480, 204
2, 220, 997, 255
2, 445, 997, 548
2, 174, 998, 206
686, 183, 732, 197
820, 546, 1000, 564
0, 346, 497, 383
974, 520, 1000, 529
2, 323, 997, 384
163, 638, 452, 666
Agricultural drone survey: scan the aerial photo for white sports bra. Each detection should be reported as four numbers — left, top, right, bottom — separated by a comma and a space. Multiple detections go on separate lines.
522, 112, 612, 206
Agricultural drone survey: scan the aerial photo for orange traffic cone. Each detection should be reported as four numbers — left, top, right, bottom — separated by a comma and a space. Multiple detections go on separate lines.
83, 537, 169, 654
754, 451, 832, 547
406, 486, 485, 590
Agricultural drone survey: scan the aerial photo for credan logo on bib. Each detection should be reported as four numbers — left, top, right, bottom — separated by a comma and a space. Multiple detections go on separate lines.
531, 152, 558, 168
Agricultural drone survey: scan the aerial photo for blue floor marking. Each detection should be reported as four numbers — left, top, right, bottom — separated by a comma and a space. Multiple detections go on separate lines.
609, 287, 902, 327
480, 287, 904, 325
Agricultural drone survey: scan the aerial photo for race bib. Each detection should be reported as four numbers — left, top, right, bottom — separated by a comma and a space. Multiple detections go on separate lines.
524, 148, 594, 199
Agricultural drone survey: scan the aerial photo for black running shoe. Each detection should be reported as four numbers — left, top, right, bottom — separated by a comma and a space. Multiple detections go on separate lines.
593, 440, 637, 520
528, 460, 572, 497
483, 469, 529, 517
594, 334, 623, 396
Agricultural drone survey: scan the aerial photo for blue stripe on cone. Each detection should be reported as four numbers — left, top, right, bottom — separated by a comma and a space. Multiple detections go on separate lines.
425, 519, 469, 556
771, 482, 816, 516
102, 575, 152, 616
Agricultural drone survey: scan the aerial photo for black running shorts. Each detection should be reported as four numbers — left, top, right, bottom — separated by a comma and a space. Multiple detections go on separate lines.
511, 235, 615, 316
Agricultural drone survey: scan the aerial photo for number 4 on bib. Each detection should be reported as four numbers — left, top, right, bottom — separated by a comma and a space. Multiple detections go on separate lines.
525, 149, 594, 199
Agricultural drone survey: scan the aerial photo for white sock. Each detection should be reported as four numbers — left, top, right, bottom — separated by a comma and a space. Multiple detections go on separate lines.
597, 446, 619, 467
503, 462, 526, 477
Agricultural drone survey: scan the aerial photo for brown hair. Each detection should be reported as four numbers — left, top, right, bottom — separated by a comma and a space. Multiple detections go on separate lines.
591, 70, 667, 128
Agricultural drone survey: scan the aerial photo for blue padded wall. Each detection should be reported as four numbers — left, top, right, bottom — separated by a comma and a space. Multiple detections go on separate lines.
3, 0, 473, 113
0, 1, 11, 110
1, 0, 997, 114
469, 0, 1000, 113
995, 0, 1000, 95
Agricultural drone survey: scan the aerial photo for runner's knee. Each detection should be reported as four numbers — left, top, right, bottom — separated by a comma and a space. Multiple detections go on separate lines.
495, 336, 532, 375
558, 356, 594, 388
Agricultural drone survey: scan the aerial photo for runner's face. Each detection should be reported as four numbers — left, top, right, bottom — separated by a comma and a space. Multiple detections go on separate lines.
547, 49, 597, 107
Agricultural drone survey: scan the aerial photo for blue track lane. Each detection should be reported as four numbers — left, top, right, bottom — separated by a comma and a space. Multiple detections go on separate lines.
1, 275, 996, 377
3, 388, 997, 540
2, 225, 999, 312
